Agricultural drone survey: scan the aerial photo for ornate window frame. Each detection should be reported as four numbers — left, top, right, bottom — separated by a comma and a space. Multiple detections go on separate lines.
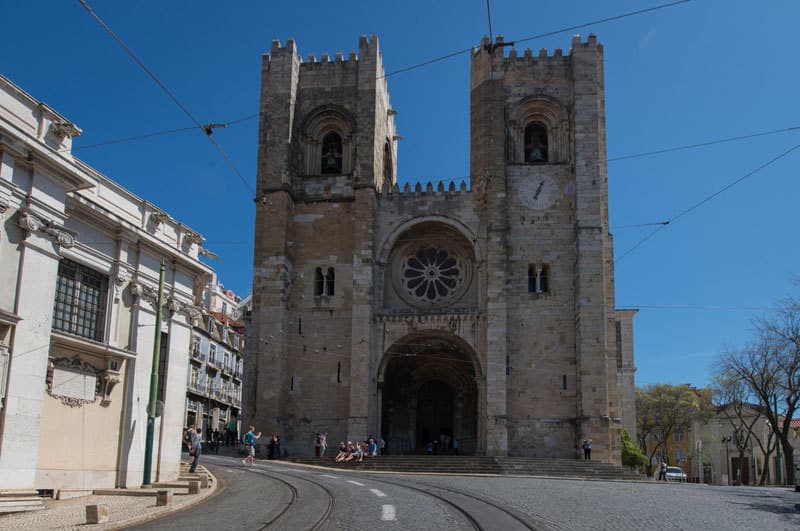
300, 106, 356, 176
507, 95, 569, 164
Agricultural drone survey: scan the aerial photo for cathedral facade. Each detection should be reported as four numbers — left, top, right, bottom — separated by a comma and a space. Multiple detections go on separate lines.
248, 34, 636, 463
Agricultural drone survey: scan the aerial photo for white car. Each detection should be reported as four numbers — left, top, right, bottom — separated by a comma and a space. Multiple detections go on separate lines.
665, 466, 688, 482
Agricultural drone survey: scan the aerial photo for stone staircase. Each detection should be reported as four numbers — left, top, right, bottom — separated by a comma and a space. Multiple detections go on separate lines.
284, 456, 641, 480
0, 490, 45, 514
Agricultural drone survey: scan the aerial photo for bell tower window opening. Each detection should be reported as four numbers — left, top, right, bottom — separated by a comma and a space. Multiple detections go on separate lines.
321, 132, 343, 174
528, 263, 550, 294
314, 266, 336, 298
527, 264, 536, 293
326, 268, 335, 296
314, 267, 325, 296
524, 123, 548, 163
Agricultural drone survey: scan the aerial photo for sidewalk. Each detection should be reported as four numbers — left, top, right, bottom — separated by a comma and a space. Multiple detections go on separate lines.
0, 463, 218, 530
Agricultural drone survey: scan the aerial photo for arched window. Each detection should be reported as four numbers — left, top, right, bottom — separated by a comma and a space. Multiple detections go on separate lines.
326, 268, 335, 296
524, 123, 548, 163
314, 267, 324, 296
321, 132, 343, 174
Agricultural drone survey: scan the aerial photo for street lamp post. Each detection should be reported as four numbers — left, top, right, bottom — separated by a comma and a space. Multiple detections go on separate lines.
722, 436, 732, 486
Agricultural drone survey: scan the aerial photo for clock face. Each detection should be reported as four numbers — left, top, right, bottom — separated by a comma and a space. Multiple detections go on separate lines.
521, 176, 559, 210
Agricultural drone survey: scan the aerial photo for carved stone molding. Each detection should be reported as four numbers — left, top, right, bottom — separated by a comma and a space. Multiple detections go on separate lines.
127, 280, 157, 306
112, 263, 132, 301
183, 305, 203, 326
147, 211, 169, 233
50, 121, 82, 139
46, 356, 122, 408
99, 369, 121, 407
166, 296, 182, 315
17, 208, 75, 248
46, 356, 100, 408
181, 230, 203, 252
0, 197, 8, 215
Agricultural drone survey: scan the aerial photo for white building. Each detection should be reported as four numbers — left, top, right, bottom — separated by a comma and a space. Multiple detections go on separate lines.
0, 74, 213, 502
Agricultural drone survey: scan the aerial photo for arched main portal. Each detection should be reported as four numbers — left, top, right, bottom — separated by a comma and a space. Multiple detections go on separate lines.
379, 335, 479, 455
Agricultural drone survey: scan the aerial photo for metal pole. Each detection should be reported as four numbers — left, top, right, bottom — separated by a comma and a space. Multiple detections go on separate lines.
143, 262, 166, 487
773, 394, 782, 485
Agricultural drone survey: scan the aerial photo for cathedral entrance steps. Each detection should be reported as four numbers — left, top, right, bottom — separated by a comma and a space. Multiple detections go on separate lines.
283, 456, 641, 480
0, 491, 45, 514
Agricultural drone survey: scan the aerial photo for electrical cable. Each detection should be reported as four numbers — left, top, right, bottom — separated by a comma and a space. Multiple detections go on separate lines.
66, 112, 261, 152
615, 141, 800, 263
380, 0, 690, 79
78, 0, 255, 195
608, 125, 800, 162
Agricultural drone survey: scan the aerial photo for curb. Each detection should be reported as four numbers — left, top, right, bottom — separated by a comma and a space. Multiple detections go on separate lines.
114, 465, 223, 529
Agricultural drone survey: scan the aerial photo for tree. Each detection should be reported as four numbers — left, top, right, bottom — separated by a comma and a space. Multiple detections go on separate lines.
719, 296, 800, 485
621, 428, 647, 471
636, 384, 706, 473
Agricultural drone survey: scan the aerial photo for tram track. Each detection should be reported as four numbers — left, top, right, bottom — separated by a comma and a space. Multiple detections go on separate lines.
244, 465, 336, 530
371, 476, 545, 531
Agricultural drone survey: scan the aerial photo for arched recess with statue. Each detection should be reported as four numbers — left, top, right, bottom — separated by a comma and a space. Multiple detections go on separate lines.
376, 332, 483, 455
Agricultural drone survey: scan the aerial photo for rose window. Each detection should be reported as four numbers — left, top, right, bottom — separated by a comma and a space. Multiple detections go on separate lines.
400, 247, 465, 304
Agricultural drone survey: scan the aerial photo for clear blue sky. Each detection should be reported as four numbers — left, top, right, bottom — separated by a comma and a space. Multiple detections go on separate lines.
2, 1, 798, 389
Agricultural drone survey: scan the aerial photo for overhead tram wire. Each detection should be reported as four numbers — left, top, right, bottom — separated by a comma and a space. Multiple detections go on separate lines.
379, 0, 690, 79
78, 0, 255, 195
66, 112, 261, 152
608, 125, 800, 163
615, 141, 800, 263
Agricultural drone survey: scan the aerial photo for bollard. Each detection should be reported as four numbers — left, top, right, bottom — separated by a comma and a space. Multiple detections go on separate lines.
86, 504, 110, 524
156, 490, 172, 506
199, 474, 209, 488
188, 480, 200, 495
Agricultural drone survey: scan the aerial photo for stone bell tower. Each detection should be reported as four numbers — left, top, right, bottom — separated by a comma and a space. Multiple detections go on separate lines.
248, 36, 398, 447
469, 34, 629, 462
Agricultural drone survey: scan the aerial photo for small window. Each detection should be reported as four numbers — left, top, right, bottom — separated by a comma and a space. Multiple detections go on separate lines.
674, 428, 684, 442
326, 268, 335, 296
527, 265, 536, 293
524, 123, 548, 163
540, 264, 550, 293
562, 374, 567, 390
314, 267, 324, 296
321, 132, 343, 174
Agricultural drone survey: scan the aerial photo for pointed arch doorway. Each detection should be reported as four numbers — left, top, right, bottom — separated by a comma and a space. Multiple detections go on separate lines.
378, 334, 480, 455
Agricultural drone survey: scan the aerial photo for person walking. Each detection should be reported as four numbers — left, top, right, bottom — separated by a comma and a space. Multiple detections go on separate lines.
241, 426, 262, 466
189, 427, 202, 473
582, 438, 592, 460
319, 432, 328, 456
658, 460, 668, 481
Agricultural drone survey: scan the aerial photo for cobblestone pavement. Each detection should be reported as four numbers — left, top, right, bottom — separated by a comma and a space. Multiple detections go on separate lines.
414, 474, 800, 530
142, 456, 800, 531
0, 466, 218, 530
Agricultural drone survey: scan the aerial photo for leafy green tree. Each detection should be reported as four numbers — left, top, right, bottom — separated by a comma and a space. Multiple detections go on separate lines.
621, 428, 647, 470
636, 384, 706, 472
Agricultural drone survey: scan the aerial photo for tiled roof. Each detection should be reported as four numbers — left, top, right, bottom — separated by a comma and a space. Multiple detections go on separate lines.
209, 311, 244, 329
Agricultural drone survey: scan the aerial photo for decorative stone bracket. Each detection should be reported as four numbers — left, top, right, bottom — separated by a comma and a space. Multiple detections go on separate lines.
17, 207, 76, 248
146, 211, 170, 234
50, 121, 82, 139
181, 230, 203, 253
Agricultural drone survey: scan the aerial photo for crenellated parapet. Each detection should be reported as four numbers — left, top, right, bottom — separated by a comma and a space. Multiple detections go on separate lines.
471, 33, 603, 89
379, 179, 471, 199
